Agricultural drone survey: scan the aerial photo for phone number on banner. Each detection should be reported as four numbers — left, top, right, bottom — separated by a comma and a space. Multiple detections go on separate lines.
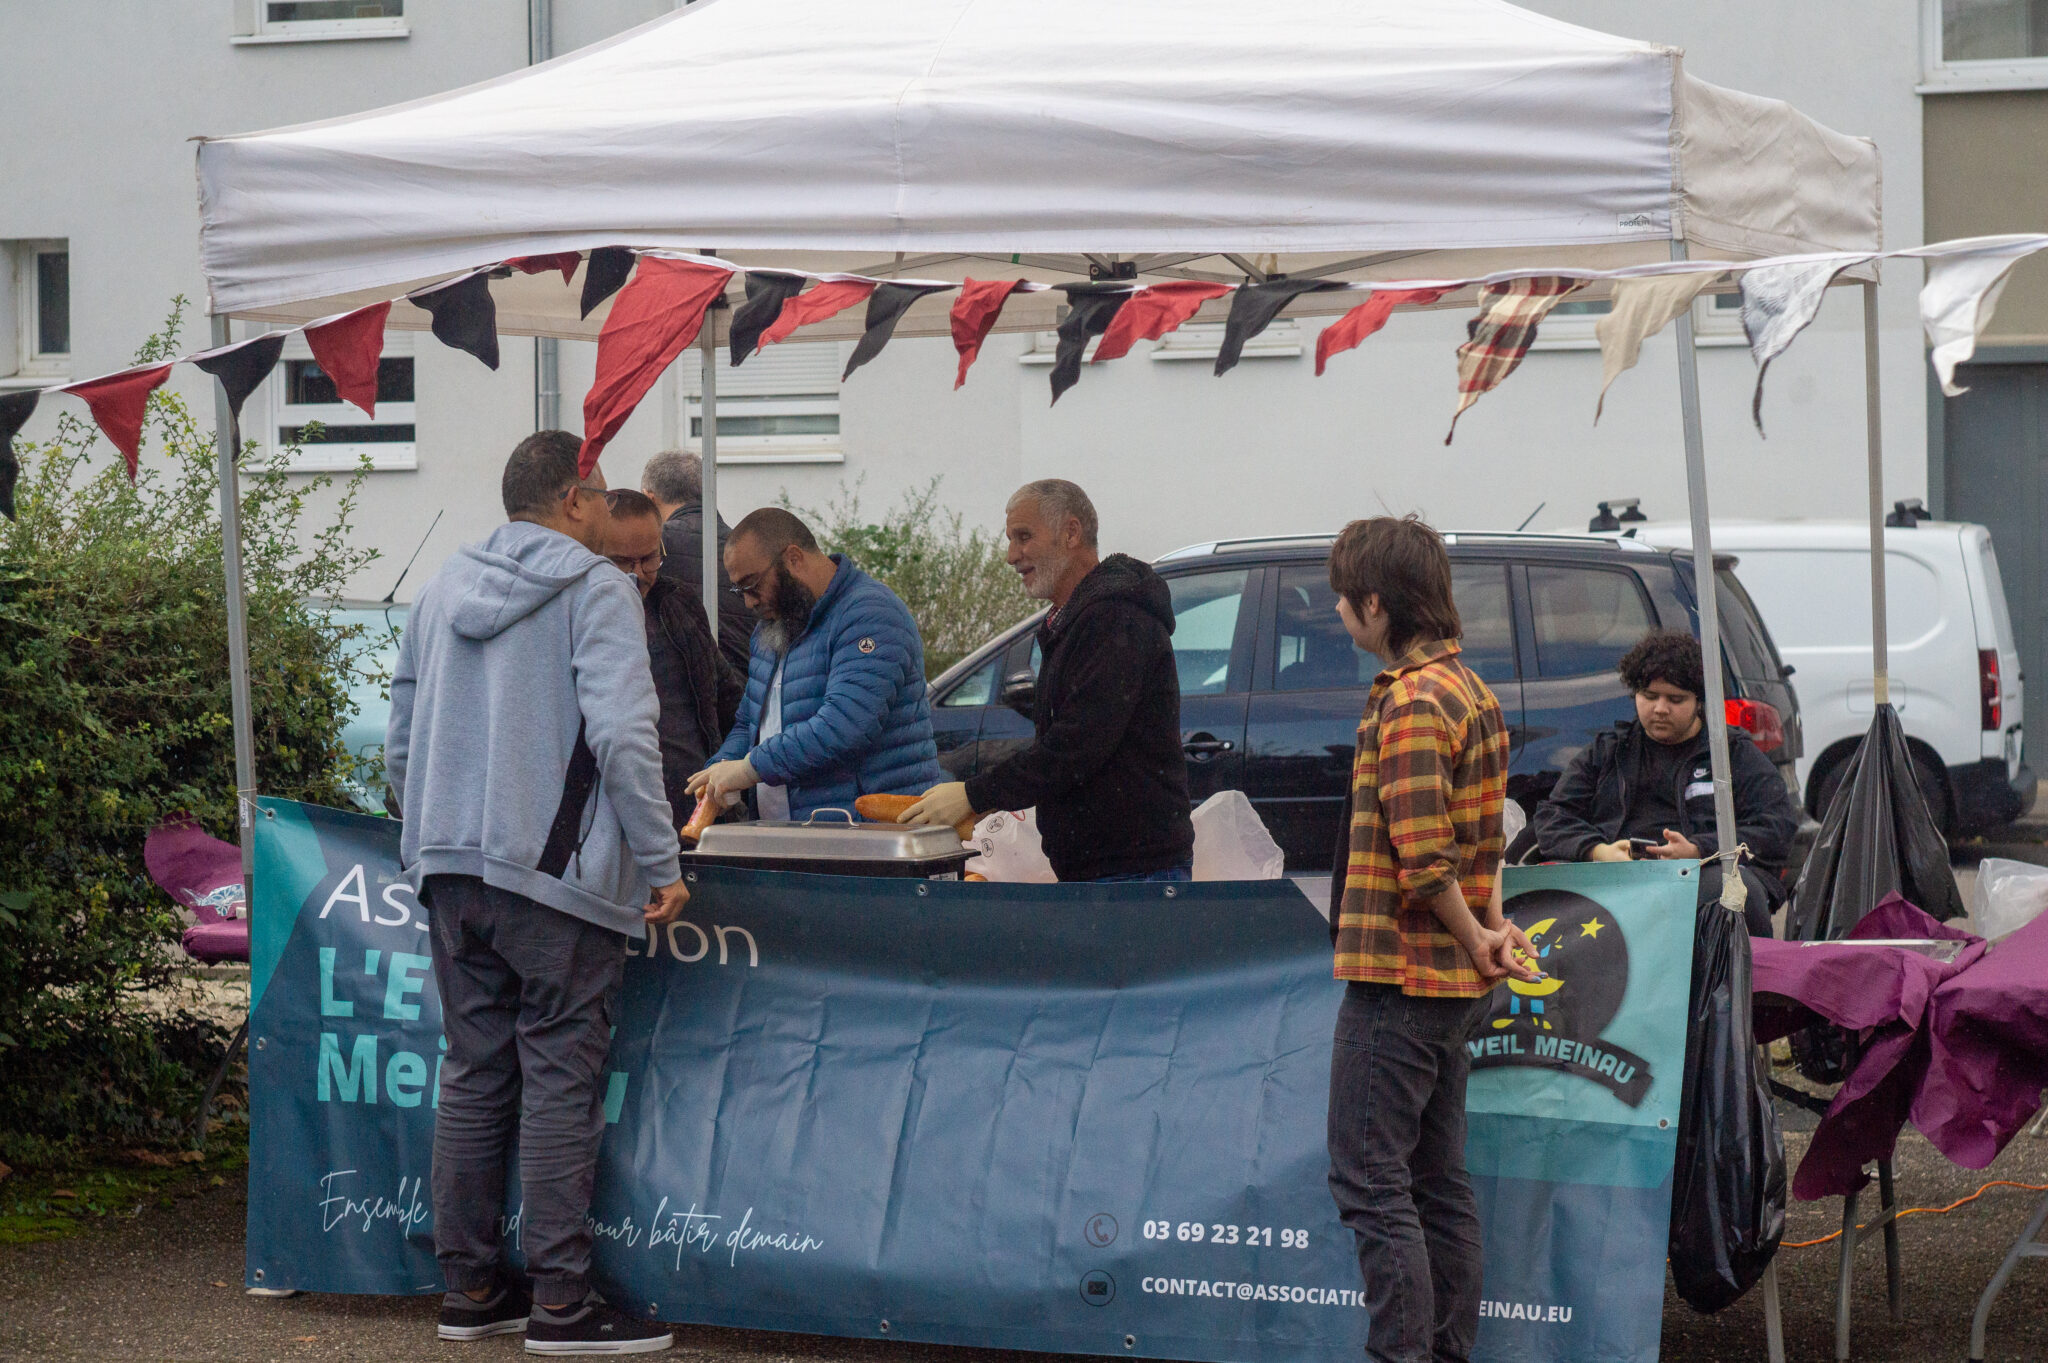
1140, 1220, 1311, 1247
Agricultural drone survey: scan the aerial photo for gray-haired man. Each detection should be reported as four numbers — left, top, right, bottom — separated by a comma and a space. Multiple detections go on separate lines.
641, 449, 754, 675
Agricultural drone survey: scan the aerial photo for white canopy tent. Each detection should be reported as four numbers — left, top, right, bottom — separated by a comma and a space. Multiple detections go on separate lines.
194, 0, 1886, 998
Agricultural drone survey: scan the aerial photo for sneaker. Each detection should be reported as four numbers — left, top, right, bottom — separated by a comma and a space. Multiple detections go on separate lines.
524, 1297, 673, 1355
438, 1281, 532, 1341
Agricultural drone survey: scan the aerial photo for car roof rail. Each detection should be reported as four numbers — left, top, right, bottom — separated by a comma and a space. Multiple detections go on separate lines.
1156, 529, 1657, 563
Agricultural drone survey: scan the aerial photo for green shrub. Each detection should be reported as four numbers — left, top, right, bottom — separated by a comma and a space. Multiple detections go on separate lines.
787, 477, 1037, 676
0, 301, 376, 1163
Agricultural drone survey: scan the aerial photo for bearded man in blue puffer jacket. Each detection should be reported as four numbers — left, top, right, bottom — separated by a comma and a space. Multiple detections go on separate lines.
687, 507, 941, 820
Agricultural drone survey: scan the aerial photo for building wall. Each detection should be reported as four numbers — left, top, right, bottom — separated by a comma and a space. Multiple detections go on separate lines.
2, 0, 1929, 605
1924, 90, 2048, 344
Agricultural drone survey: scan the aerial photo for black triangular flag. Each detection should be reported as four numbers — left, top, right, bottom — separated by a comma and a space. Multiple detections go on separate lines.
411, 272, 500, 371
0, 389, 37, 521
580, 248, 637, 320
729, 273, 809, 365
1049, 286, 1131, 404
1214, 278, 1346, 376
843, 283, 953, 381
191, 333, 287, 420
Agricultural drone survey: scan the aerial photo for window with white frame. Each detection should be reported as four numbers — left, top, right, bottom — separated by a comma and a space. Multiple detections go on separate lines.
241, 0, 406, 41
271, 332, 417, 470
1530, 289, 1747, 351
682, 340, 842, 464
1922, 0, 2048, 90
1019, 317, 1302, 363
1, 240, 70, 382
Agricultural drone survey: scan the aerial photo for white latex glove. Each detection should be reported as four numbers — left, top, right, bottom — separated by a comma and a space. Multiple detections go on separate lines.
686, 758, 760, 802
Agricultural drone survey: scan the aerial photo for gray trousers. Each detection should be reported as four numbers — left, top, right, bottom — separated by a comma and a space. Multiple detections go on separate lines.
423, 875, 627, 1303
1327, 981, 1490, 1363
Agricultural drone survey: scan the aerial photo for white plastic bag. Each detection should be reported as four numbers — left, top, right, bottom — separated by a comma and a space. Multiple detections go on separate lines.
1191, 790, 1286, 881
1502, 797, 1527, 850
965, 808, 1058, 883
1970, 856, 2048, 941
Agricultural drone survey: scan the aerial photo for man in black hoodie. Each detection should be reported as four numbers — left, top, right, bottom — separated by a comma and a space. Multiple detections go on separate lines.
900, 480, 1194, 881
1532, 629, 1798, 936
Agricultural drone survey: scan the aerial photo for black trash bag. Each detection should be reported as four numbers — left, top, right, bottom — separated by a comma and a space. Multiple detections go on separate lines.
1668, 898, 1787, 1313
1788, 703, 1963, 943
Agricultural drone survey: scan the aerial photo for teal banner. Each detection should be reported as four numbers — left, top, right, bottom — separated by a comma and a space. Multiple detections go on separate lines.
245, 799, 1695, 1362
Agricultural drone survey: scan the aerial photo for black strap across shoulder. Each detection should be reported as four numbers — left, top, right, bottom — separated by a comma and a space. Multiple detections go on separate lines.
537, 720, 599, 879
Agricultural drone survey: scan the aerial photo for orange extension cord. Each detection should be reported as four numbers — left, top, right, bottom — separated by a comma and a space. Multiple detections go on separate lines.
1781, 1180, 2048, 1249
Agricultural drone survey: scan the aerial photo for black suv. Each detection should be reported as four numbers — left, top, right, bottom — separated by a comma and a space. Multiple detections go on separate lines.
927, 532, 1804, 873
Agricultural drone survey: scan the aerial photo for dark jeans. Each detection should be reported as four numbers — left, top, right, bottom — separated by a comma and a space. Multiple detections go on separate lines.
423, 875, 627, 1304
1327, 982, 1489, 1363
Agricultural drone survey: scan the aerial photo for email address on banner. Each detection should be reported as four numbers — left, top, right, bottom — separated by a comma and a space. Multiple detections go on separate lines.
1140, 1276, 1367, 1307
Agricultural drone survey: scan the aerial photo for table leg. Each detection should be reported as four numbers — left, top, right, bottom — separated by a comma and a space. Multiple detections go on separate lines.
1968, 1188, 2048, 1363
1762, 1257, 1786, 1363
1878, 1159, 1902, 1322
1835, 1187, 1858, 1361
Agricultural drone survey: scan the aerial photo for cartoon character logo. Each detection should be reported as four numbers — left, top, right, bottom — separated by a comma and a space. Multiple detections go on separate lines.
1473, 887, 1651, 1106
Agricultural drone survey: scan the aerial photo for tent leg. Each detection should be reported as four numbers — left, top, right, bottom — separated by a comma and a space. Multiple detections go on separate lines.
210, 315, 259, 899
699, 300, 720, 644
1862, 280, 1889, 705
1671, 245, 1743, 904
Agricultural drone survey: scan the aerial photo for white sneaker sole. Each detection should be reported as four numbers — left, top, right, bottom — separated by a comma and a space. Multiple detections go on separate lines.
439, 1317, 530, 1341
524, 1331, 674, 1355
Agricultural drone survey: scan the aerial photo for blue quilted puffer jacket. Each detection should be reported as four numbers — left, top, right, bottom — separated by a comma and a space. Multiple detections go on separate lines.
711, 555, 942, 819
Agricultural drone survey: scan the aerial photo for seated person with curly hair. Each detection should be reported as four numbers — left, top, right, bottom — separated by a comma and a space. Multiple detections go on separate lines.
1532, 629, 1798, 937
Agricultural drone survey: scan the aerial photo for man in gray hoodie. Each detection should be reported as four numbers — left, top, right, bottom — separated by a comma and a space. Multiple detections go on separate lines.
386, 430, 687, 1354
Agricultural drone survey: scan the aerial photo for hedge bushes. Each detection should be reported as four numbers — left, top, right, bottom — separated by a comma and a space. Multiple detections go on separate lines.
0, 304, 375, 1164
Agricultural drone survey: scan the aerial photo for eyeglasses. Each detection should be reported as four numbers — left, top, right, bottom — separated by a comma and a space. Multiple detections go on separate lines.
611, 548, 665, 575
728, 567, 771, 601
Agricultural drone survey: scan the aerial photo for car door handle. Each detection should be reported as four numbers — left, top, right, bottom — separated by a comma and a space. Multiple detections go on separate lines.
1182, 733, 1236, 756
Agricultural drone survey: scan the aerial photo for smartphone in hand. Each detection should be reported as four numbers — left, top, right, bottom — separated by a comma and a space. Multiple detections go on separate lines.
1625, 837, 1661, 859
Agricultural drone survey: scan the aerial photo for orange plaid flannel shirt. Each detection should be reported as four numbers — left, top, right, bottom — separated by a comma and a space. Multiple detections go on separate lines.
1333, 638, 1509, 998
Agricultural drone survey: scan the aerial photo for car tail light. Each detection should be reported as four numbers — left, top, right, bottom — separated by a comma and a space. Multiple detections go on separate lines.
1981, 650, 2001, 731
1725, 697, 1784, 754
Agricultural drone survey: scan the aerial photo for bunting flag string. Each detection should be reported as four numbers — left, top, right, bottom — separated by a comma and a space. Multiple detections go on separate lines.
1445, 277, 1584, 444
305, 302, 392, 418
579, 256, 736, 475
5, 234, 2048, 515
59, 364, 176, 476
950, 278, 1033, 388
762, 278, 878, 351
729, 272, 810, 363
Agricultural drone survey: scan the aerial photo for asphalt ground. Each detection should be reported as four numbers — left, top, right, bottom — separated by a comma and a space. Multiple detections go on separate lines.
1, 1121, 2043, 1363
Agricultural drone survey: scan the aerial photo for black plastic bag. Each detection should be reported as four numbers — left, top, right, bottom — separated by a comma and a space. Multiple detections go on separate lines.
1668, 898, 1787, 1313
1788, 703, 1963, 942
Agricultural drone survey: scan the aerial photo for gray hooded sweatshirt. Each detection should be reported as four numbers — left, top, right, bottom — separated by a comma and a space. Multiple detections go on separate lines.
385, 521, 681, 937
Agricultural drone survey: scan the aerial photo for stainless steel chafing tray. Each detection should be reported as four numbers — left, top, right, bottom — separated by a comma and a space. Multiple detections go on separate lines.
687, 809, 972, 878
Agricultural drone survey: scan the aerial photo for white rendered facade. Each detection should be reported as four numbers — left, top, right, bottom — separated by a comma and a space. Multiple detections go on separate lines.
0, 0, 1927, 601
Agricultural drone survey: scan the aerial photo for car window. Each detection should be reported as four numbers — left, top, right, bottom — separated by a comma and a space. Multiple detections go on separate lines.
1528, 566, 1654, 679
1268, 561, 1516, 692
939, 655, 998, 707
1168, 569, 1251, 695
1714, 568, 1786, 680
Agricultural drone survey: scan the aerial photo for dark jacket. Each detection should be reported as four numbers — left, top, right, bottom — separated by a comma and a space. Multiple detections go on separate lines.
965, 555, 1194, 881
644, 577, 745, 819
1532, 719, 1799, 880
656, 503, 755, 676
710, 556, 943, 818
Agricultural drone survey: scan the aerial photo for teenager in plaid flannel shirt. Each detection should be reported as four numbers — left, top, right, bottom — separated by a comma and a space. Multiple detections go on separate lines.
1321, 516, 1537, 1363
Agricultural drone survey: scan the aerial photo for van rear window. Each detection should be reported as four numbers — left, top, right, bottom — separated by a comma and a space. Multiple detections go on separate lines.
1977, 536, 2019, 653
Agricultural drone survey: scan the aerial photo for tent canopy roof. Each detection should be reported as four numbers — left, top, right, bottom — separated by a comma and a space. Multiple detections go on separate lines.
196, 0, 1881, 343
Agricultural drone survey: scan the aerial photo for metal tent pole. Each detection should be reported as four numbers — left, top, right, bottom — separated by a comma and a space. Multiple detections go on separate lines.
1671, 246, 1744, 910
699, 297, 720, 643
1863, 280, 1890, 704
209, 314, 259, 895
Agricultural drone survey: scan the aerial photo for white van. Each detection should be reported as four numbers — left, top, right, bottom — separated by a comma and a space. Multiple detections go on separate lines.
1630, 517, 2032, 834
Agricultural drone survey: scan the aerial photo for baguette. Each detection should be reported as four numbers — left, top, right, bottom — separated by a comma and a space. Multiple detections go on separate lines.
854, 791, 978, 841
678, 792, 721, 845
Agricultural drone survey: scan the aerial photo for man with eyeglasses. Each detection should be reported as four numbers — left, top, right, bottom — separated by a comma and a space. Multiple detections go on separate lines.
687, 507, 941, 821
602, 489, 743, 822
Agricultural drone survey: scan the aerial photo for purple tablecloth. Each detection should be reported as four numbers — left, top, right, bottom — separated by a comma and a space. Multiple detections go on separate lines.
1752, 894, 2047, 1200
144, 816, 249, 966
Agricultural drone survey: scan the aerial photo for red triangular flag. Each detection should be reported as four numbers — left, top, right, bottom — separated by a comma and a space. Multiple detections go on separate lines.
305, 302, 392, 418
759, 279, 877, 350
950, 279, 1031, 389
511, 252, 582, 285
580, 257, 735, 476
60, 364, 175, 477
1315, 287, 1448, 377
1092, 281, 1232, 364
